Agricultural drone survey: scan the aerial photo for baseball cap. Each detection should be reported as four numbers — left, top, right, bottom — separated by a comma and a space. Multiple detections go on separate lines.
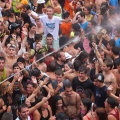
94, 73, 104, 82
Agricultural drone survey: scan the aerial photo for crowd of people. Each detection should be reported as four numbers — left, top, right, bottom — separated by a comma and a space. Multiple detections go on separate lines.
0, 0, 120, 120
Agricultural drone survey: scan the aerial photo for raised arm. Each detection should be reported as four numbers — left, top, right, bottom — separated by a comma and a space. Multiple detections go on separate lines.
18, 75, 27, 95
92, 42, 103, 66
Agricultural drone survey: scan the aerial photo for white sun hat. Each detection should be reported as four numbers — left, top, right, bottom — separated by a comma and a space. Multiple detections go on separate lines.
37, 0, 45, 4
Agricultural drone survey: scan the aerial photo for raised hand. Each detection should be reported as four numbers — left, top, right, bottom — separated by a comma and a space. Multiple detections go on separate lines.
58, 82, 63, 88
31, 76, 37, 84
18, 74, 23, 82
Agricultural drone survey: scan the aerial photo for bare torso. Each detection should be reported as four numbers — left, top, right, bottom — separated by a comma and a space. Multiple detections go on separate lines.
103, 71, 117, 94
112, 69, 120, 94
60, 92, 78, 117
5, 56, 17, 69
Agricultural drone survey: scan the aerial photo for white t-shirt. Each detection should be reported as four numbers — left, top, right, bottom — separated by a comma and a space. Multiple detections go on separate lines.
40, 15, 62, 40
16, 116, 31, 120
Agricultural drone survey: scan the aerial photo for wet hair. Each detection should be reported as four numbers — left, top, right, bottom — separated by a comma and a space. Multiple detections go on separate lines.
107, 97, 118, 108
52, 95, 64, 115
35, 34, 42, 41
103, 57, 113, 70
76, 51, 88, 63
96, 108, 108, 120
82, 98, 92, 114
107, 39, 115, 47
111, 46, 120, 56
35, 54, 44, 63
73, 60, 81, 71
9, 8, 15, 15
63, 79, 72, 90
62, 11, 70, 19
76, 7, 82, 13
78, 65, 87, 73
1, 10, 10, 17
26, 82, 35, 88
0, 56, 5, 61
29, 23, 36, 30
72, 23, 80, 32
17, 57, 25, 64
55, 69, 63, 76
12, 62, 20, 69
46, 33, 53, 38
59, 35, 69, 47
80, 11, 85, 18
49, 62, 56, 72
65, 62, 73, 69
31, 68, 41, 77
55, 51, 62, 60
18, 104, 28, 112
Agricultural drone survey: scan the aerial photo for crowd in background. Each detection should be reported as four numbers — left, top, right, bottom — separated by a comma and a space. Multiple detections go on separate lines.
0, 0, 120, 120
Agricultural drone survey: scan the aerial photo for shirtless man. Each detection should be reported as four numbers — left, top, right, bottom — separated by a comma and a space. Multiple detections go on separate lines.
0, 56, 12, 83
112, 59, 120, 94
60, 80, 81, 119
2, 45, 18, 69
35, 18, 44, 35
101, 57, 117, 94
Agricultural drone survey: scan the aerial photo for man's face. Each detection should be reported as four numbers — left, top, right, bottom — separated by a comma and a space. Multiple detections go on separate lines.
79, 72, 86, 80
60, 52, 66, 62
0, 60, 5, 70
101, 63, 108, 71
8, 47, 16, 56
46, 37, 53, 45
56, 74, 63, 83
47, 8, 54, 16
94, 79, 100, 86
13, 66, 20, 73
100, 52, 105, 60
65, 87, 73, 97
77, 15, 82, 22
19, 107, 29, 119
36, 19, 41, 26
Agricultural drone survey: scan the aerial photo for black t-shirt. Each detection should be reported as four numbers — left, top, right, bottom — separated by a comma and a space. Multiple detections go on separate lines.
55, 61, 64, 70
94, 85, 107, 107
72, 77, 94, 92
